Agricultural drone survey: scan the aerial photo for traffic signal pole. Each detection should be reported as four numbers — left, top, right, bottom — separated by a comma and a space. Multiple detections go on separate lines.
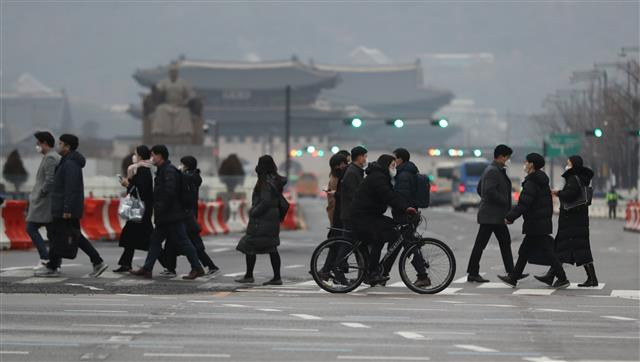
285, 85, 291, 180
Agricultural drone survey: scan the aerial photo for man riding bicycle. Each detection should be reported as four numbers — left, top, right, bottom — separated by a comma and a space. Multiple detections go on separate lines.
350, 154, 417, 286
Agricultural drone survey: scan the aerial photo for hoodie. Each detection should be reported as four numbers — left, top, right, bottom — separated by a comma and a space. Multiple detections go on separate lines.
506, 169, 553, 235
51, 150, 86, 219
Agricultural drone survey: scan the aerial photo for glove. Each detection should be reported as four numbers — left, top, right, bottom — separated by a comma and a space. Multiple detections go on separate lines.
406, 207, 417, 215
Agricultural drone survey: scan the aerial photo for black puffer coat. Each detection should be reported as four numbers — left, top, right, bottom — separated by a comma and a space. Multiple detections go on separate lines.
554, 166, 595, 265
506, 170, 553, 236
351, 162, 409, 218
119, 167, 154, 251
236, 174, 287, 255
51, 151, 86, 219
153, 160, 187, 225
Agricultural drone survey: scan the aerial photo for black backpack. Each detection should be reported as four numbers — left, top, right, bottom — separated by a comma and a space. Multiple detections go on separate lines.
177, 170, 198, 210
414, 173, 431, 208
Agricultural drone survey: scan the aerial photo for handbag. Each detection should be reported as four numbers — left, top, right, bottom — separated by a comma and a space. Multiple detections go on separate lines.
118, 186, 146, 223
50, 220, 79, 259
562, 175, 593, 210
278, 194, 290, 221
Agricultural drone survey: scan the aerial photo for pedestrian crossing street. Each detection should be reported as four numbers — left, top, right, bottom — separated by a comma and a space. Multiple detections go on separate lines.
1, 267, 638, 300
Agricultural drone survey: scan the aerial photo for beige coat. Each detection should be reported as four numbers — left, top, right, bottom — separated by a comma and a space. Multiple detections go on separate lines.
326, 175, 339, 224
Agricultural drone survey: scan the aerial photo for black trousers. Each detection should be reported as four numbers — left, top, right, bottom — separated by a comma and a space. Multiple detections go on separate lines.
352, 215, 399, 274
467, 224, 514, 275
608, 205, 617, 219
514, 235, 566, 279
159, 214, 217, 271
47, 218, 103, 270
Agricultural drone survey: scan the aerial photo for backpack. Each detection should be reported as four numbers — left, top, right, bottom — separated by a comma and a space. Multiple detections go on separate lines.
178, 170, 197, 210
414, 173, 431, 208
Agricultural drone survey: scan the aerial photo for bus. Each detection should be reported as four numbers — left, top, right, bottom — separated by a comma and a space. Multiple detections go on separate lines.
451, 158, 490, 212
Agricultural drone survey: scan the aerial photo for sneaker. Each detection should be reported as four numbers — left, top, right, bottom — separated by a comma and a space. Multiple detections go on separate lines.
206, 267, 221, 276
112, 266, 131, 273
89, 263, 108, 278
33, 260, 49, 270
317, 270, 331, 282
158, 269, 177, 277
467, 274, 490, 283
414, 275, 432, 288
497, 274, 517, 288
551, 278, 570, 289
34, 268, 60, 277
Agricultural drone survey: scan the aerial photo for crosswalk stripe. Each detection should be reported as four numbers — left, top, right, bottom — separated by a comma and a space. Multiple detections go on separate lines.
610, 290, 640, 299
17, 277, 68, 284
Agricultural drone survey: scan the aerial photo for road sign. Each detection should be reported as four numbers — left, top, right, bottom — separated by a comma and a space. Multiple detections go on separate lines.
545, 133, 582, 157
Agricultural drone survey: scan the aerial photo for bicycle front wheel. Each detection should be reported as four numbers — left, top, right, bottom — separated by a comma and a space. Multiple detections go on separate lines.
398, 238, 456, 294
309, 237, 367, 293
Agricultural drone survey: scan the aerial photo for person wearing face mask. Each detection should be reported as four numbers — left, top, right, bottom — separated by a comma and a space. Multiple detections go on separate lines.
340, 146, 368, 232
467, 144, 520, 283
498, 153, 569, 289
350, 154, 416, 286
537, 155, 597, 287
26, 131, 60, 269
36, 134, 108, 277
235, 155, 287, 285
113, 145, 154, 273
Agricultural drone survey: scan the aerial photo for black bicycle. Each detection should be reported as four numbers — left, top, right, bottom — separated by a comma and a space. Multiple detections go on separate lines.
309, 212, 456, 294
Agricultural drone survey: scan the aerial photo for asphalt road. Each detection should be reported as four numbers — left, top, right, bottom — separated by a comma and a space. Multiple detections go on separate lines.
1, 199, 639, 361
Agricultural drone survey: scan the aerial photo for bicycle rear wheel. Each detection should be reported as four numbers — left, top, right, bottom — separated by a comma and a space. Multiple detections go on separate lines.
309, 237, 367, 293
398, 238, 456, 294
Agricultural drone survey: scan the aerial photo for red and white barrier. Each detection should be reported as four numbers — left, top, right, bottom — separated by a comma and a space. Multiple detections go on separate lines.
625, 201, 640, 233
1, 200, 32, 250
226, 199, 248, 233
205, 201, 229, 235
197, 202, 213, 236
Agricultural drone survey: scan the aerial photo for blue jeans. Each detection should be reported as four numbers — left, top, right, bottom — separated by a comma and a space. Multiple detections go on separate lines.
143, 222, 202, 272
26, 222, 50, 260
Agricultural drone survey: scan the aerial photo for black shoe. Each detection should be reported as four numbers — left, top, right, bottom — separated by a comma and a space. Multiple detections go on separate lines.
578, 264, 598, 287
317, 270, 331, 282
262, 278, 283, 286
366, 273, 390, 287
467, 274, 490, 283
414, 275, 432, 288
332, 271, 350, 286
234, 276, 255, 284
552, 277, 570, 289
534, 274, 555, 286
517, 273, 529, 281
112, 266, 131, 273
498, 274, 517, 288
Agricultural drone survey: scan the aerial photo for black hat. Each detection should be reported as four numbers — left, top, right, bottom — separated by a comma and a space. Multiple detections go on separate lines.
350, 146, 368, 161
526, 153, 545, 170
569, 155, 584, 168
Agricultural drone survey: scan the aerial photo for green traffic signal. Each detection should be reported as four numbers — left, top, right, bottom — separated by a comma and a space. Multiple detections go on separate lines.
393, 119, 404, 128
351, 118, 363, 128
438, 118, 449, 128
594, 128, 603, 138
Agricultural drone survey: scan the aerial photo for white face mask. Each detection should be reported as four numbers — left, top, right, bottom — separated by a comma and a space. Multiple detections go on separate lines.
178, 164, 184, 171
36, 145, 42, 154
565, 165, 572, 171
505, 159, 512, 167
389, 167, 397, 178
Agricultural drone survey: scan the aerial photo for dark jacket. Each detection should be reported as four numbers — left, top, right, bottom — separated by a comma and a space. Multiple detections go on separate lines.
340, 163, 365, 222
506, 170, 553, 235
119, 167, 154, 251
351, 162, 409, 219
182, 169, 202, 215
554, 166, 595, 265
51, 150, 86, 219
153, 160, 187, 225
477, 161, 513, 224
236, 174, 286, 254
392, 161, 418, 219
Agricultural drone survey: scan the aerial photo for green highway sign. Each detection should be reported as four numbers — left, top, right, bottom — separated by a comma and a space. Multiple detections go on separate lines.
545, 133, 582, 157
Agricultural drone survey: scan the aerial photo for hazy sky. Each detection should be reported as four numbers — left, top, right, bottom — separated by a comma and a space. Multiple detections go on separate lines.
2, 1, 638, 115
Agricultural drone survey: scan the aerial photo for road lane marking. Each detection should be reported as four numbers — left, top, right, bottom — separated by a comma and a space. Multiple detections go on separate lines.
272, 347, 351, 352
1, 264, 82, 272
454, 345, 498, 353
65, 283, 104, 291
341, 322, 370, 328
567, 282, 605, 290
601, 315, 638, 321
284, 264, 305, 269
108, 336, 133, 343
64, 310, 127, 313
221, 304, 248, 308
17, 277, 68, 284
512, 289, 554, 296
395, 331, 428, 340
523, 357, 567, 362
611, 290, 640, 299
0, 351, 29, 355
330, 302, 393, 305
62, 303, 143, 307
72, 324, 126, 328
416, 331, 475, 335
223, 272, 246, 277
290, 313, 323, 320
338, 357, 430, 361
574, 335, 639, 339
143, 353, 230, 358
293, 280, 318, 286
452, 273, 486, 284
439, 287, 463, 295
477, 282, 511, 289
257, 308, 282, 312
120, 330, 144, 334
210, 248, 231, 253
243, 327, 319, 332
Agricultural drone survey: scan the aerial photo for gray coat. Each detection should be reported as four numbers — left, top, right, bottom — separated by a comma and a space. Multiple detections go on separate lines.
477, 161, 512, 224
26, 152, 59, 223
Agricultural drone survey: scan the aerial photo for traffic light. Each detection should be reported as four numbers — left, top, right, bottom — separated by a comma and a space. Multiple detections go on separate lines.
473, 149, 483, 157
385, 119, 404, 128
448, 149, 464, 157
586, 128, 603, 138
431, 118, 449, 128
306, 145, 316, 153
427, 148, 441, 157
628, 129, 640, 137
344, 117, 363, 128
330, 146, 340, 154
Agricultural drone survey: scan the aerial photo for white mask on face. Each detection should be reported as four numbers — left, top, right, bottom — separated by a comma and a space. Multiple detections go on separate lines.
36, 145, 42, 154
565, 165, 572, 171
389, 167, 397, 178
178, 164, 184, 171
505, 159, 512, 167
